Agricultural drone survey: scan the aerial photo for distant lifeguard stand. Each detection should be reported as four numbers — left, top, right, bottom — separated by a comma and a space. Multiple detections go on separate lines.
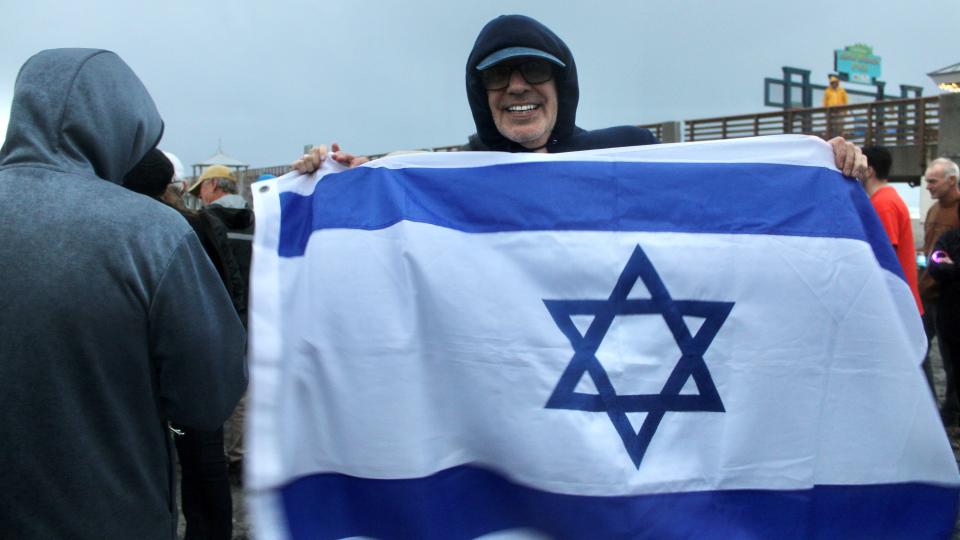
191, 143, 249, 181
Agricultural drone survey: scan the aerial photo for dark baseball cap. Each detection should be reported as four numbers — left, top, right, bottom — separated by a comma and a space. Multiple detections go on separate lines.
476, 46, 566, 71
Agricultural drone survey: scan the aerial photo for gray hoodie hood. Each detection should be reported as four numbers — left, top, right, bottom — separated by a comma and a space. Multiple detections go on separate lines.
0, 48, 163, 184
0, 49, 244, 540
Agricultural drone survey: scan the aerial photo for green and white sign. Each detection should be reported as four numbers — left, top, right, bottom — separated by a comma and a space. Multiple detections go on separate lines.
834, 44, 881, 84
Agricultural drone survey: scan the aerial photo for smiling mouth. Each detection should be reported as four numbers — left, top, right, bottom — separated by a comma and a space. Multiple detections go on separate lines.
506, 104, 540, 112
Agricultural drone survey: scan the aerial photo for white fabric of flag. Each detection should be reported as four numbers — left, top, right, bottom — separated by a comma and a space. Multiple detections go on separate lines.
247, 135, 959, 540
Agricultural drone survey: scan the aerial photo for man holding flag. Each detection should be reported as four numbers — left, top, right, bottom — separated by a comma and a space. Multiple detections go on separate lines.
253, 15, 956, 540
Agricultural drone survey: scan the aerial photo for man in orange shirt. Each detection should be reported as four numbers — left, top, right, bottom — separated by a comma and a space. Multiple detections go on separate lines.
862, 146, 922, 314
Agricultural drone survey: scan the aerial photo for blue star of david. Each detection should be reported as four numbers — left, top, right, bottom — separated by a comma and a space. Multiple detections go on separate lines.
543, 244, 734, 469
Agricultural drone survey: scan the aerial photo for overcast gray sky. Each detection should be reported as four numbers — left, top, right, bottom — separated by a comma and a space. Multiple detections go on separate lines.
2, 0, 957, 171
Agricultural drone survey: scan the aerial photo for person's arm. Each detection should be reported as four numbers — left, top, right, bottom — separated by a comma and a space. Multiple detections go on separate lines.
149, 232, 247, 430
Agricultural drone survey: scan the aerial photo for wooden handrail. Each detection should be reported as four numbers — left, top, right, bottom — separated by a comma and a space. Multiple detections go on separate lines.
685, 96, 939, 125
253, 96, 940, 178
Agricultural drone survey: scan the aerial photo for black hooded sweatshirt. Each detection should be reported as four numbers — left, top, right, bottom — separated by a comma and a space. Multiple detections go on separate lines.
466, 15, 659, 153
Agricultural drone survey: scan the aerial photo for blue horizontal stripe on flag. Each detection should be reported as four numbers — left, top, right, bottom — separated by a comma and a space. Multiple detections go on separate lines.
279, 465, 958, 540
278, 161, 903, 280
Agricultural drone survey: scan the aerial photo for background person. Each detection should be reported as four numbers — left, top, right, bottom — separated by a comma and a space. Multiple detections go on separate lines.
927, 204, 960, 435
163, 150, 188, 196
189, 164, 255, 473
823, 75, 849, 138
189, 164, 244, 208
920, 157, 960, 425
823, 74, 849, 107
0, 48, 246, 540
861, 145, 923, 314
124, 148, 240, 540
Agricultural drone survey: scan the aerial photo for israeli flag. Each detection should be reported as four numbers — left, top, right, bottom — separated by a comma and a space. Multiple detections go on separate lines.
247, 135, 959, 539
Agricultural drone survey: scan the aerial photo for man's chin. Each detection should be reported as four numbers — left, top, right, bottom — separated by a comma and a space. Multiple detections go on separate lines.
503, 129, 549, 148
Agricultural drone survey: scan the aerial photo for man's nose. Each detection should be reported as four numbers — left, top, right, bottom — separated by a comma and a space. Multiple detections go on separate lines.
506, 69, 530, 93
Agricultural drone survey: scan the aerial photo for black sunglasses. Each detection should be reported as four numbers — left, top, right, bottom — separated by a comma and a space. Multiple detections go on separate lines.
480, 59, 555, 90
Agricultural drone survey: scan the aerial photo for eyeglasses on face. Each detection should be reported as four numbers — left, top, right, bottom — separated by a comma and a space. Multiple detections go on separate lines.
480, 59, 554, 90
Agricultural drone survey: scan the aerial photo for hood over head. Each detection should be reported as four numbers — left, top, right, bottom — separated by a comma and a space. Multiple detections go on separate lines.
0, 48, 163, 184
466, 15, 579, 152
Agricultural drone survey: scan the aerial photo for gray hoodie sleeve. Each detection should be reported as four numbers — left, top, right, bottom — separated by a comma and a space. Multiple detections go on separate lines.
149, 231, 247, 430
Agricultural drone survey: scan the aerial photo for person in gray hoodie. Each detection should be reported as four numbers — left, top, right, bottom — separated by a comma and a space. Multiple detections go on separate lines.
0, 48, 247, 539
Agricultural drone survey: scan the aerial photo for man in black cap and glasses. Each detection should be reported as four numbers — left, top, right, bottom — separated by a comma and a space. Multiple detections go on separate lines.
463, 15, 658, 153
295, 15, 864, 176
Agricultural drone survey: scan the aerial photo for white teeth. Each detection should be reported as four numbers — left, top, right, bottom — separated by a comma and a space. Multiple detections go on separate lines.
507, 104, 538, 112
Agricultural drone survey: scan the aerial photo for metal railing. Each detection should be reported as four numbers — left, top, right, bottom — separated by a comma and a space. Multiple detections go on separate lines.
255, 97, 940, 176
637, 123, 664, 142
685, 96, 939, 149
240, 165, 289, 181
